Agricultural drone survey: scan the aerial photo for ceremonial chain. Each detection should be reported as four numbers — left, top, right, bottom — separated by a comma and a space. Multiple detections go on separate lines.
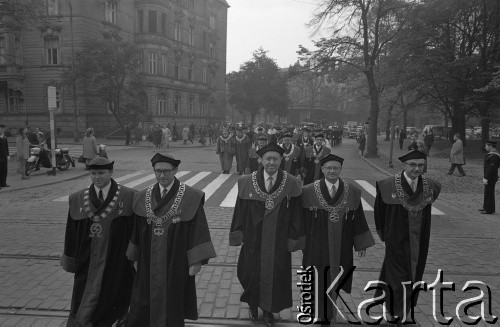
219, 135, 231, 143
251, 171, 288, 210
313, 145, 323, 163
145, 183, 185, 236
235, 135, 246, 142
282, 144, 295, 161
312, 180, 350, 223
85, 184, 122, 238
394, 174, 433, 218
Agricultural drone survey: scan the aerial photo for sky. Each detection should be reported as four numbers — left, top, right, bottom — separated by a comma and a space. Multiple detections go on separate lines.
226, 0, 321, 73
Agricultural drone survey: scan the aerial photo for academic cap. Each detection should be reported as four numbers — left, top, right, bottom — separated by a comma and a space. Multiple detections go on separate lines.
398, 150, 427, 162
315, 133, 325, 139
88, 157, 114, 170
320, 154, 344, 166
486, 140, 497, 146
256, 142, 285, 157
151, 153, 181, 167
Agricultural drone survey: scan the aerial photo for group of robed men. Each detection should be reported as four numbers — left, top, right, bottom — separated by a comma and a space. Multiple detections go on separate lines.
62, 143, 441, 326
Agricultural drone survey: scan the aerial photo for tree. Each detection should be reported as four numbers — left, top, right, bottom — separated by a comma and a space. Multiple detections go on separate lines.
61, 32, 145, 132
227, 48, 289, 126
300, 0, 416, 157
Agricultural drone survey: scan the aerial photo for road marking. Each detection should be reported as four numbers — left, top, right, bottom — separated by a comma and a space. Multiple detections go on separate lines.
184, 172, 211, 186
355, 180, 377, 197
123, 171, 190, 188
220, 182, 239, 207
431, 207, 445, 215
361, 197, 374, 211
202, 173, 232, 200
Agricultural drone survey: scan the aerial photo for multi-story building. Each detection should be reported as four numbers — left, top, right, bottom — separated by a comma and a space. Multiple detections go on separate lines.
0, 0, 228, 137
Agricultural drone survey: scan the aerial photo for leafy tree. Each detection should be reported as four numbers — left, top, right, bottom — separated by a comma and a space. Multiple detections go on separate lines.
227, 48, 289, 126
61, 32, 145, 131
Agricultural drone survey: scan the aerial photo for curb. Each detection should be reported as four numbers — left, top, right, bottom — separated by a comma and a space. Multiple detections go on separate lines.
0, 171, 88, 194
361, 156, 393, 177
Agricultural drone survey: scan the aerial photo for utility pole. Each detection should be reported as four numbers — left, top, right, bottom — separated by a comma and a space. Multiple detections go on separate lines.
66, 0, 79, 142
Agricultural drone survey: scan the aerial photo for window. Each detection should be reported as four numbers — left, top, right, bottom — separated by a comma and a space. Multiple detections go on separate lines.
209, 42, 215, 58
161, 54, 168, 75
0, 36, 5, 65
161, 13, 168, 35
189, 97, 194, 115
47, 0, 58, 15
8, 88, 23, 113
209, 15, 215, 29
174, 58, 180, 79
138, 52, 144, 72
189, 26, 194, 46
200, 101, 207, 116
174, 94, 181, 115
106, 1, 117, 23
15, 38, 22, 65
137, 10, 144, 32
209, 100, 215, 117
202, 66, 207, 83
149, 52, 158, 74
149, 10, 157, 33
157, 94, 167, 115
45, 38, 59, 65
188, 61, 193, 81
174, 21, 181, 41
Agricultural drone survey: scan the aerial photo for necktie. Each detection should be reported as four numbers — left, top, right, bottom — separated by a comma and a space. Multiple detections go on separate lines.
330, 185, 336, 198
161, 188, 168, 197
411, 180, 417, 192
98, 189, 104, 203
267, 176, 273, 192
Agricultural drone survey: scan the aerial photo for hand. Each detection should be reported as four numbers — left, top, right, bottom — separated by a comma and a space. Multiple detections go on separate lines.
483, 178, 488, 185
357, 249, 366, 257
189, 263, 202, 276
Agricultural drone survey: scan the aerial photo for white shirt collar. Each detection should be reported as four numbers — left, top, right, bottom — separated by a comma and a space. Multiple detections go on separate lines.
324, 178, 339, 194
159, 179, 175, 196
403, 171, 417, 185
94, 181, 112, 201
263, 170, 278, 182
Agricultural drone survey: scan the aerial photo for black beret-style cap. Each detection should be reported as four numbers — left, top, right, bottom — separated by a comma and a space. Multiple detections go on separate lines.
282, 132, 293, 138
151, 153, 181, 167
88, 157, 114, 170
398, 150, 427, 162
486, 140, 497, 146
315, 133, 325, 139
256, 142, 285, 157
320, 154, 344, 166
302, 128, 310, 132
257, 135, 268, 141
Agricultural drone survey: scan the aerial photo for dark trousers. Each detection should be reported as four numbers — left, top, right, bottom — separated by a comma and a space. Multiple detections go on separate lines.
125, 133, 131, 145
448, 164, 465, 176
399, 139, 404, 150
483, 181, 496, 213
0, 159, 7, 186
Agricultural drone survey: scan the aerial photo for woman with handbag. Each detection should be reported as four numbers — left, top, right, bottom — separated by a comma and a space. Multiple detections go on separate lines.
16, 127, 31, 179
82, 127, 98, 169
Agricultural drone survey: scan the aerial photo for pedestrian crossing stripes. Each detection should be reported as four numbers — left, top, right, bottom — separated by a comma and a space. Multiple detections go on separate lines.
52, 171, 446, 215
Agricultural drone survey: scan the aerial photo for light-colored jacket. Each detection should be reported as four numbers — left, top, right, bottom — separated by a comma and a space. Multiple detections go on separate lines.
16, 135, 30, 159
82, 135, 98, 160
450, 139, 465, 164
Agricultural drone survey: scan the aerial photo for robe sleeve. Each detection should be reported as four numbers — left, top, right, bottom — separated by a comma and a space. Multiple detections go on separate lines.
287, 196, 305, 252
126, 215, 141, 262
229, 196, 244, 246
186, 201, 217, 266
61, 211, 77, 273
374, 182, 386, 242
352, 201, 375, 251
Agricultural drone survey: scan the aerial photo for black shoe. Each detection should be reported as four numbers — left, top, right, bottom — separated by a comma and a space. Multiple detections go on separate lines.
480, 211, 493, 214
478, 208, 485, 212
263, 311, 274, 326
1, 184, 9, 187
249, 306, 258, 321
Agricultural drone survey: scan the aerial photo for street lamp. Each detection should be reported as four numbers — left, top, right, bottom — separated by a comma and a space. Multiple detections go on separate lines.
64, 0, 79, 142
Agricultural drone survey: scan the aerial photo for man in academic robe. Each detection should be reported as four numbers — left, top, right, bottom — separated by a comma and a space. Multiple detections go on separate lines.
248, 135, 268, 173
303, 134, 331, 185
127, 153, 217, 326
279, 132, 300, 174
230, 143, 304, 327
301, 154, 375, 323
62, 157, 136, 327
216, 128, 235, 174
374, 150, 441, 325
245, 125, 255, 146
0, 124, 9, 189
234, 127, 251, 175
480, 140, 500, 214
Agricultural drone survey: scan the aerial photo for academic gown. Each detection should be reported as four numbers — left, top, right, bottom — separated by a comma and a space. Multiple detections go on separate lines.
303, 145, 331, 185
279, 143, 301, 175
62, 179, 136, 327
297, 136, 314, 168
301, 178, 375, 321
229, 168, 304, 313
374, 173, 441, 320
248, 146, 263, 173
126, 178, 216, 327
235, 134, 251, 173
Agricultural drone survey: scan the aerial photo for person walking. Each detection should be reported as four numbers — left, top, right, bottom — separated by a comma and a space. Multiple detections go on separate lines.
480, 140, 500, 214
124, 123, 131, 146
358, 133, 366, 156
198, 125, 207, 147
229, 143, 304, 327
152, 124, 163, 151
448, 133, 466, 176
126, 153, 216, 326
234, 127, 251, 174
216, 129, 235, 174
0, 124, 10, 189
82, 128, 99, 169
398, 129, 407, 150
189, 123, 196, 144
424, 130, 435, 156
182, 124, 190, 145
134, 123, 143, 145
62, 157, 137, 327
161, 124, 171, 150
16, 127, 31, 180
374, 150, 441, 325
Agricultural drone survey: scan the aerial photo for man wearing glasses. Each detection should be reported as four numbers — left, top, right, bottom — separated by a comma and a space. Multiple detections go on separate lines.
127, 153, 216, 326
303, 133, 331, 185
301, 154, 375, 324
374, 150, 441, 326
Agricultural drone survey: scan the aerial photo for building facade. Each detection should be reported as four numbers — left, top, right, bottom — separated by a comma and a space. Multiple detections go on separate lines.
0, 0, 228, 137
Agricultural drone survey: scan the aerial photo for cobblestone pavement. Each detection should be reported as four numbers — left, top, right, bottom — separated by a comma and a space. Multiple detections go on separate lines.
0, 139, 499, 326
